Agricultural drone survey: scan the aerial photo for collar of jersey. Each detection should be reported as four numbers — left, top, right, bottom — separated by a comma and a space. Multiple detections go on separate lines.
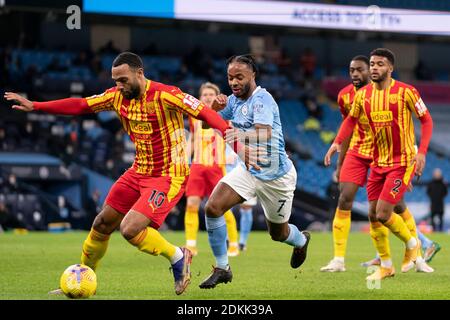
237, 86, 261, 102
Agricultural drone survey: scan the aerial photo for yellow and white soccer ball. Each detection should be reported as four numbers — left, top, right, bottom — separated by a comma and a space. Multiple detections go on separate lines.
60, 264, 97, 299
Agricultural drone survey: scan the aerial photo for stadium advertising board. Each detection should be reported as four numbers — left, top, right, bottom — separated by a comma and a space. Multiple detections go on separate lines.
83, 0, 450, 36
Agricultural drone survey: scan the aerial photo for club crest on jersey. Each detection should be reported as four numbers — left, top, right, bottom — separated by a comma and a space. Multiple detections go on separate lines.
144, 102, 155, 113
359, 114, 370, 125
389, 94, 398, 104
241, 104, 248, 116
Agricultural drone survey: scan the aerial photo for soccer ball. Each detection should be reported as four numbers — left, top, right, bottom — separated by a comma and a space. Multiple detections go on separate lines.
60, 264, 97, 299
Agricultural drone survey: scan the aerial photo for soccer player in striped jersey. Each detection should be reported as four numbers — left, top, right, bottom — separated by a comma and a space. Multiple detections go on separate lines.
325, 48, 434, 280
184, 82, 240, 257
320, 56, 435, 272
320, 55, 372, 272
4, 52, 247, 295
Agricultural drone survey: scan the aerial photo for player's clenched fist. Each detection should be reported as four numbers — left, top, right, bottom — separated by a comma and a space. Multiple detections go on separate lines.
211, 94, 228, 111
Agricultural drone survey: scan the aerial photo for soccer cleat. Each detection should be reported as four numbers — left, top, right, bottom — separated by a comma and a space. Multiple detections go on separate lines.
290, 231, 311, 269
171, 247, 193, 295
401, 261, 415, 273
366, 266, 395, 281
239, 243, 247, 252
320, 259, 346, 272
48, 288, 64, 295
401, 239, 421, 273
186, 245, 198, 257
360, 257, 381, 268
199, 266, 233, 289
415, 260, 434, 273
423, 242, 441, 263
227, 245, 240, 257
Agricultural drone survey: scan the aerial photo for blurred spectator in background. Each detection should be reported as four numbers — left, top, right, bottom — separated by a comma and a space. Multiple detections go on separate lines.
3, 122, 21, 151
414, 60, 432, 81
91, 53, 106, 78
64, 119, 80, 147
0, 126, 6, 151
6, 174, 20, 193
0, 200, 25, 232
46, 57, 67, 73
86, 121, 104, 140
58, 195, 70, 221
300, 47, 317, 80
304, 97, 323, 120
73, 50, 92, 68
0, 47, 12, 87
98, 40, 120, 55
0, 176, 6, 193
427, 168, 448, 232
273, 47, 292, 77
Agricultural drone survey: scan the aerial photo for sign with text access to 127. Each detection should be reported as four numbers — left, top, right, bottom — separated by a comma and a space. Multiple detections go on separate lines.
83, 0, 450, 36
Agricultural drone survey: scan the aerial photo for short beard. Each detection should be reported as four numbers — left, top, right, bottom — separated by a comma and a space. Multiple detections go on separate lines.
123, 84, 141, 100
371, 73, 387, 83
237, 82, 251, 98
354, 81, 363, 89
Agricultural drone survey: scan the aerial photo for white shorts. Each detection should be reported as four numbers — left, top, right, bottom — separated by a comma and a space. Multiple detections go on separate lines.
242, 196, 257, 206
220, 165, 297, 224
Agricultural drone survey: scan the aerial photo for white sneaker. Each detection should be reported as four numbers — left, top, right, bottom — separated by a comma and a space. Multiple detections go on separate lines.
320, 259, 346, 272
416, 260, 434, 273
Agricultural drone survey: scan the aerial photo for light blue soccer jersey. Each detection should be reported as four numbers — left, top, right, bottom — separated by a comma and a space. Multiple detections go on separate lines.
219, 86, 292, 181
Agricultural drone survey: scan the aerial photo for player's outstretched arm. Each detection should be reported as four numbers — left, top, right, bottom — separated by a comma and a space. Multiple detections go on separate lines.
4, 92, 92, 115
196, 107, 260, 171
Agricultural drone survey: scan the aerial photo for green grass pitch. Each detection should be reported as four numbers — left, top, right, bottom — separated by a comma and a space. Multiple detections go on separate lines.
1, 231, 449, 300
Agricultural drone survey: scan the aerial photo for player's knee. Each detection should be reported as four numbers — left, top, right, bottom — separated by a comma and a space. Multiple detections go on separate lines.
204, 201, 223, 218
393, 203, 406, 214
338, 192, 355, 210
186, 197, 201, 210
119, 221, 140, 241
92, 212, 115, 234
375, 210, 391, 223
186, 203, 200, 213
368, 211, 377, 222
